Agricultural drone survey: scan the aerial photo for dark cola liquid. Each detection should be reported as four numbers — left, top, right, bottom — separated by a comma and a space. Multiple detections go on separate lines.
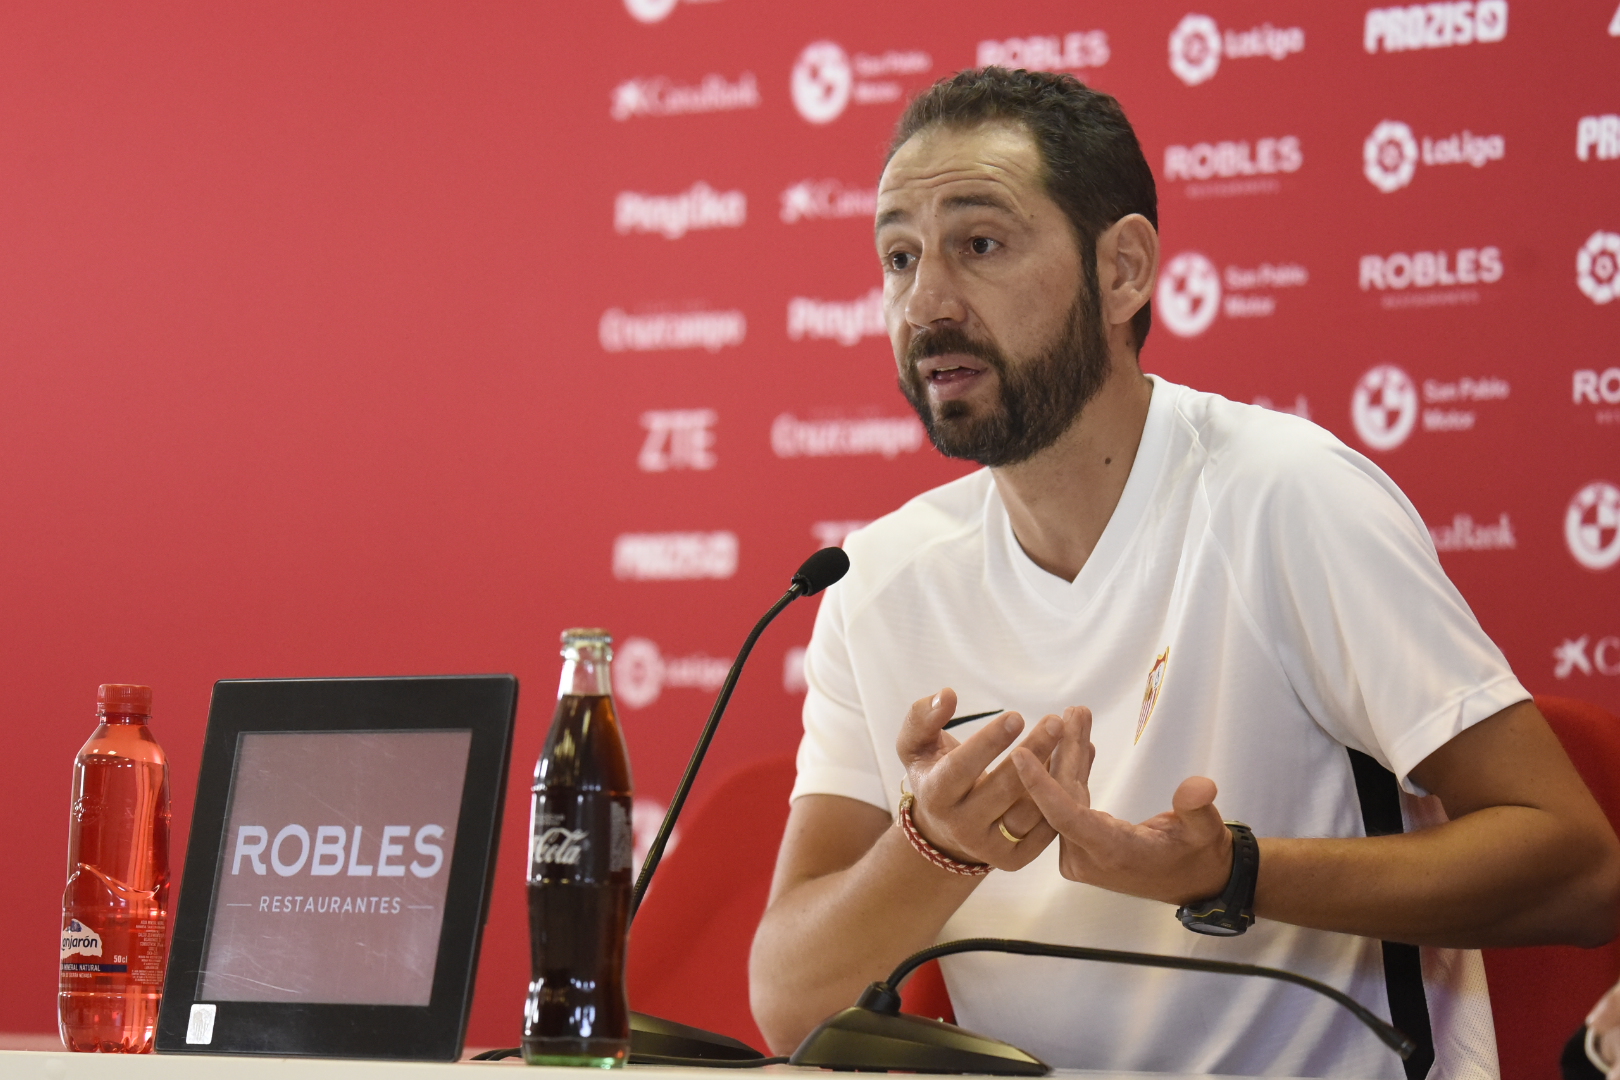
524, 694, 634, 1067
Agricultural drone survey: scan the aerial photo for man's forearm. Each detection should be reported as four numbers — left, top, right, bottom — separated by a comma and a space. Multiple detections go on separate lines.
1256, 804, 1620, 948
749, 826, 979, 1054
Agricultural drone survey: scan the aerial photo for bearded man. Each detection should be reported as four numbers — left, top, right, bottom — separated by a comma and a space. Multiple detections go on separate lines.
748, 67, 1620, 1079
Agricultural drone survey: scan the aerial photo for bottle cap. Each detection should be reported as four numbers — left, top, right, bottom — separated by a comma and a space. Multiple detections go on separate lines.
560, 628, 613, 660
97, 684, 153, 717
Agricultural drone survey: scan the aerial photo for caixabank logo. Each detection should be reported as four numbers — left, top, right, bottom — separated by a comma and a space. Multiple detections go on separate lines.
1168, 13, 1304, 87
1566, 481, 1620, 571
1577, 230, 1620, 304
1350, 364, 1510, 450
791, 41, 931, 124
1363, 119, 1504, 192
1155, 251, 1308, 337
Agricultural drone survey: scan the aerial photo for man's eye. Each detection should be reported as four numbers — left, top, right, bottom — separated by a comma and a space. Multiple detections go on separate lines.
887, 252, 916, 271
969, 237, 998, 255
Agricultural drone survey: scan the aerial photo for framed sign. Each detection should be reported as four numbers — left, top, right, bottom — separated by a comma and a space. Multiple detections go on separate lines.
156, 675, 518, 1060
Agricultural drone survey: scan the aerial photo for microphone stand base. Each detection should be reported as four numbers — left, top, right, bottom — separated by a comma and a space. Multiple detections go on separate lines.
629, 1011, 765, 1062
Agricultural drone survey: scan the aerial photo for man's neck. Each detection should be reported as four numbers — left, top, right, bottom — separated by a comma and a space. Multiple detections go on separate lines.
989, 366, 1155, 583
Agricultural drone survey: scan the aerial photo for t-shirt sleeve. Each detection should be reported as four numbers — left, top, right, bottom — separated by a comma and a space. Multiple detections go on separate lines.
1220, 429, 1530, 794
790, 576, 890, 810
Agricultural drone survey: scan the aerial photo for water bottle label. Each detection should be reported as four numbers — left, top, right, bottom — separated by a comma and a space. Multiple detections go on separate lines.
529, 794, 633, 883
60, 916, 166, 985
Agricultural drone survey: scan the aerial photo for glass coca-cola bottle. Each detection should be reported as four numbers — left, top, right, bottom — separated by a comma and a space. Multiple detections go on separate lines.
59, 684, 171, 1053
524, 629, 634, 1067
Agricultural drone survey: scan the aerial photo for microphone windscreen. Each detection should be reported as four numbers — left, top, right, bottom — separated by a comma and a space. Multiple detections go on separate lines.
792, 547, 851, 596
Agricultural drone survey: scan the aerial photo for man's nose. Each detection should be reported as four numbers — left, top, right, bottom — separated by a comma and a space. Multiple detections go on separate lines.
904, 252, 967, 329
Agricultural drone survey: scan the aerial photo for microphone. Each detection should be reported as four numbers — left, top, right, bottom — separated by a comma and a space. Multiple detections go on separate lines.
624, 547, 850, 1064
789, 937, 1416, 1075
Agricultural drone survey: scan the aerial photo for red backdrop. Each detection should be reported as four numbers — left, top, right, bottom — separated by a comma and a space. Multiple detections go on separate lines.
2, 0, 1617, 1048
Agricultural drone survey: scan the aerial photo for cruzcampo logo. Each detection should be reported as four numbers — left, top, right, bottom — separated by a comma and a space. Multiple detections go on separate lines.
1135, 648, 1170, 744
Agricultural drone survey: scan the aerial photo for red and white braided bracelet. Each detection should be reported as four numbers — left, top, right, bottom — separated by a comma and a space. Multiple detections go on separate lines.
897, 791, 991, 877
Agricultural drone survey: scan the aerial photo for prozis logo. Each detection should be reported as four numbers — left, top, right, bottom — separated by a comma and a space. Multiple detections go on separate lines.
1351, 365, 1509, 450
1363, 120, 1504, 193
1566, 482, 1620, 571
1168, 13, 1304, 87
791, 41, 931, 124
1155, 252, 1308, 337
612, 531, 737, 582
1577, 114, 1620, 162
615, 183, 745, 240
1554, 635, 1620, 679
780, 179, 876, 224
976, 30, 1109, 73
615, 637, 731, 709
639, 409, 716, 472
1364, 2, 1507, 53
611, 72, 759, 121
1577, 231, 1620, 304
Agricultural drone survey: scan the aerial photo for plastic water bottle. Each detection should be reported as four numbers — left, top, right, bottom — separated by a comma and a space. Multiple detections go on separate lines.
59, 684, 171, 1053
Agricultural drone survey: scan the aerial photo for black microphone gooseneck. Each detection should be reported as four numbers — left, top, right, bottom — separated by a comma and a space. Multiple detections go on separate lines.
875, 938, 1415, 1058
630, 545, 849, 920
784, 936, 1415, 1074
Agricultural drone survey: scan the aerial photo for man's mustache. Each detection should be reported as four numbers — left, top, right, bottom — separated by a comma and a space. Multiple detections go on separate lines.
905, 327, 1006, 372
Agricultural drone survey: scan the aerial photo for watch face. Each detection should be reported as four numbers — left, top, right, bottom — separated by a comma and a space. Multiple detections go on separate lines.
1186, 920, 1243, 936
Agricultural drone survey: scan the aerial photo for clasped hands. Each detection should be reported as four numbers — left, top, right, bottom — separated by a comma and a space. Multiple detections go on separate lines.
900, 687, 1234, 905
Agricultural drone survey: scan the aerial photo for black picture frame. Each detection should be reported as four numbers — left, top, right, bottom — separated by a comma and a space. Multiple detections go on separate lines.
156, 675, 518, 1061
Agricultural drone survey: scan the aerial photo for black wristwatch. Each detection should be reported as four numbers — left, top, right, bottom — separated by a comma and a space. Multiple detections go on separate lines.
1176, 822, 1259, 936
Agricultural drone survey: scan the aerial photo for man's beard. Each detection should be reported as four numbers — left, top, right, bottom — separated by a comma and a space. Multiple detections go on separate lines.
898, 279, 1112, 468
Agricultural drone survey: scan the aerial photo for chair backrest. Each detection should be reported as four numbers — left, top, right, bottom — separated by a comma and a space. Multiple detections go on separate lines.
626, 753, 953, 1053
1482, 696, 1620, 1080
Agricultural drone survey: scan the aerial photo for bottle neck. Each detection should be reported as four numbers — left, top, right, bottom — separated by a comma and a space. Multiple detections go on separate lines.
558, 652, 613, 699
97, 711, 150, 726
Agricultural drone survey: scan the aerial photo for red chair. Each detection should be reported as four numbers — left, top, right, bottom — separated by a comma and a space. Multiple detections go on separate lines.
1483, 696, 1620, 1079
627, 754, 952, 1053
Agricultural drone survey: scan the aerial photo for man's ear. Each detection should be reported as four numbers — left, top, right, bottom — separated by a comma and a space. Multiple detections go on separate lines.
1096, 214, 1159, 333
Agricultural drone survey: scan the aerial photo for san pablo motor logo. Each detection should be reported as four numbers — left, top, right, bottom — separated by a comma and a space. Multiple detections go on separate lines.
1352, 365, 1418, 451
1567, 482, 1620, 571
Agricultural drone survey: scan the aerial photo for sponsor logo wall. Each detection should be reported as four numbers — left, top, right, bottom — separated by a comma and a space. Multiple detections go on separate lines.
2, 0, 1618, 1051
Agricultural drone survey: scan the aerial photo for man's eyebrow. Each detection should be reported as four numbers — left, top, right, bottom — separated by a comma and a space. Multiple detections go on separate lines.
874, 192, 1021, 235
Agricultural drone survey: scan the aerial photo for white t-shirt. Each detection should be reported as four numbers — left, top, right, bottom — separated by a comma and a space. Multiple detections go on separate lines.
793, 377, 1527, 1079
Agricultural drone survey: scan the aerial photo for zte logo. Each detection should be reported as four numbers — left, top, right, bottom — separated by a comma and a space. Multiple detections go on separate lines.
1364, 2, 1507, 53
639, 409, 716, 472
231, 824, 446, 878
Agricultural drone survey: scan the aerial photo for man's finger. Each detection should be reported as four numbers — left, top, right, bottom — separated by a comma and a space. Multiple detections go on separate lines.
1011, 746, 1105, 838
895, 688, 957, 764
974, 713, 1067, 807
929, 711, 1027, 799
1170, 776, 1225, 840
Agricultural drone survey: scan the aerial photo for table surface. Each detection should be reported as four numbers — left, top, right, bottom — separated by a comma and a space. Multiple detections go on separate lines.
0, 1050, 1337, 1080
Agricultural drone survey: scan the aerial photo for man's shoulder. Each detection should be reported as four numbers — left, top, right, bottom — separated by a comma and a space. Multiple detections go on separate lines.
838, 469, 992, 598
1165, 381, 1374, 496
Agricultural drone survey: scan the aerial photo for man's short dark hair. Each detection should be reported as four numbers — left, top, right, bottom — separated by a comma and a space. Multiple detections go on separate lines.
889, 67, 1159, 351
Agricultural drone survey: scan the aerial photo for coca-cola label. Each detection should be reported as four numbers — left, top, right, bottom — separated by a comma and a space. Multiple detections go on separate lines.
529, 793, 632, 883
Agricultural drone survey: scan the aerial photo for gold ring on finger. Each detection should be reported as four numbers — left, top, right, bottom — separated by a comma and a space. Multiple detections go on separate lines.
998, 820, 1025, 845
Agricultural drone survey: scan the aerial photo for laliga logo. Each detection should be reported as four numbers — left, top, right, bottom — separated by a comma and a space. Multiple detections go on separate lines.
1566, 482, 1620, 571
1169, 14, 1222, 85
1364, 120, 1419, 192
792, 41, 852, 124
1351, 365, 1418, 451
1577, 230, 1620, 305
614, 637, 731, 709
1156, 252, 1222, 337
